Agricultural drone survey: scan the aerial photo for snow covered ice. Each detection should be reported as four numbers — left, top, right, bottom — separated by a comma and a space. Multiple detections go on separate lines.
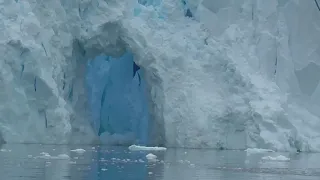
1, 0, 320, 152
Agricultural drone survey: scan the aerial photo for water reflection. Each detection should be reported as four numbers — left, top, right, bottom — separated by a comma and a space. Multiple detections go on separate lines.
0, 144, 320, 180
88, 146, 156, 180
0, 144, 166, 180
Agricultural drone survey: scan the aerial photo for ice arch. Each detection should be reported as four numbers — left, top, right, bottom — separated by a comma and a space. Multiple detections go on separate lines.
67, 35, 165, 146
85, 53, 150, 145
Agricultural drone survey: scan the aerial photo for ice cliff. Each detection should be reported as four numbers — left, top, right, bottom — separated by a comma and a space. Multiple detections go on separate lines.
1, 0, 320, 152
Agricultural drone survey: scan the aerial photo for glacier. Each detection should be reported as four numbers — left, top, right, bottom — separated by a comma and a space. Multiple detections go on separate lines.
1, 0, 320, 152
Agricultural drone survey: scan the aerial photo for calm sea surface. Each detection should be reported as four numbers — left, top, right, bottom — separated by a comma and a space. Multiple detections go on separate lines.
0, 144, 319, 180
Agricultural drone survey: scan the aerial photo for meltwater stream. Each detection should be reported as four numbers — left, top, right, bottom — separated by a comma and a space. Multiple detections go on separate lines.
1, 144, 320, 180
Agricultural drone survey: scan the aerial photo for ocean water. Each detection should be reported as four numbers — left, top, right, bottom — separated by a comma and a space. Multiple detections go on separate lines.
0, 144, 319, 180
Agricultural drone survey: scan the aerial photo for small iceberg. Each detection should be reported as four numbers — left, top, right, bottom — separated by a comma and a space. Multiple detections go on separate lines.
37, 152, 70, 160
245, 148, 274, 154
262, 155, 290, 161
70, 148, 86, 154
146, 153, 157, 162
128, 145, 167, 151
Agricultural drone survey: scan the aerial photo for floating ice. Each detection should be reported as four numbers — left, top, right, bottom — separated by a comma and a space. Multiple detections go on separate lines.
37, 152, 70, 160
262, 155, 290, 161
0, 149, 11, 152
245, 148, 275, 154
56, 154, 71, 159
146, 153, 157, 162
128, 145, 167, 151
70, 148, 86, 154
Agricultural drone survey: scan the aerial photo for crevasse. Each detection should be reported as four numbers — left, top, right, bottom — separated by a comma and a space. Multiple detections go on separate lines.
0, 0, 320, 152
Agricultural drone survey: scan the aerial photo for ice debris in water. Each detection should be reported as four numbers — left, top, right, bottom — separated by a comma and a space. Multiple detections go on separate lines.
128, 145, 167, 151
262, 155, 290, 161
146, 153, 157, 162
245, 148, 275, 154
0, 149, 11, 152
56, 154, 71, 159
40, 152, 51, 158
70, 148, 86, 154
37, 152, 70, 159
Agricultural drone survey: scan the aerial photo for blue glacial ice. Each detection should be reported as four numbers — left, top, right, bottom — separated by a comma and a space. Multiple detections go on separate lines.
86, 53, 150, 145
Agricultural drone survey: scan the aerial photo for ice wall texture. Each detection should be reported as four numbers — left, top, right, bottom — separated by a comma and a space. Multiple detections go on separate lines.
86, 53, 150, 145
1, 0, 320, 151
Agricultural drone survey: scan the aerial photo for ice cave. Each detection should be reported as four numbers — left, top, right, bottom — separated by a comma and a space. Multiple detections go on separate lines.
1, 0, 320, 152
85, 53, 150, 145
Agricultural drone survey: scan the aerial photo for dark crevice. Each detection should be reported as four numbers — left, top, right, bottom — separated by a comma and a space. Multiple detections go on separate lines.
19, 47, 29, 79
20, 48, 29, 57
68, 81, 74, 101
138, 0, 148, 5
98, 123, 105, 136
315, 0, 320, 11
78, 3, 90, 20
274, 36, 278, 76
274, 56, 277, 75
41, 42, 48, 56
78, 6, 81, 19
62, 73, 66, 90
20, 20, 23, 31
44, 111, 48, 128
100, 83, 108, 108
20, 64, 24, 78
185, 9, 193, 18
34, 77, 37, 92
75, 39, 86, 56
204, 37, 208, 45
39, 109, 49, 129
274, 12, 280, 77
133, 61, 141, 85
137, 72, 141, 86
133, 61, 140, 77
181, 0, 193, 18
252, 2, 254, 20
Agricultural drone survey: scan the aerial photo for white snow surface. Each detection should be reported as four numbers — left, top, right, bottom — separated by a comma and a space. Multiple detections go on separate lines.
1, 0, 320, 152
128, 145, 167, 151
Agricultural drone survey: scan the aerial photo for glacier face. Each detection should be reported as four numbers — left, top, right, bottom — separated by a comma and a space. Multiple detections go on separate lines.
0, 0, 320, 151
